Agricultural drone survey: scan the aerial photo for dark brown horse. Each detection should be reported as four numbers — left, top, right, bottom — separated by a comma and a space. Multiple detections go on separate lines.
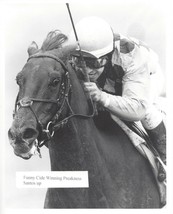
8, 31, 161, 208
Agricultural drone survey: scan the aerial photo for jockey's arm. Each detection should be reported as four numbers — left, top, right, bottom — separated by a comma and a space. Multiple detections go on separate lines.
101, 42, 152, 121
85, 67, 150, 122
100, 91, 147, 121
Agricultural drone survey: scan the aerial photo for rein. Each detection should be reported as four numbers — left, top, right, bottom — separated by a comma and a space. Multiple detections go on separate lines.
13, 53, 95, 155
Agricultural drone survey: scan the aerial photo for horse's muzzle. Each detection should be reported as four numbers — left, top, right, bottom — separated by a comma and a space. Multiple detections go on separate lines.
8, 127, 39, 159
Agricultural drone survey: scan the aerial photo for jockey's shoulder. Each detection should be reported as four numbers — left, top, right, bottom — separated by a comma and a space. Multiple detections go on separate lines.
120, 37, 135, 54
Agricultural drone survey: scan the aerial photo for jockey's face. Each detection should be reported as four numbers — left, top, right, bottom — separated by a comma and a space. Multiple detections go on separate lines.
72, 56, 108, 82
85, 66, 105, 82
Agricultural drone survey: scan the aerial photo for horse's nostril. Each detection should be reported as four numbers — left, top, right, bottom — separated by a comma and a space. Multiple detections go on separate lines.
8, 129, 15, 140
23, 128, 38, 140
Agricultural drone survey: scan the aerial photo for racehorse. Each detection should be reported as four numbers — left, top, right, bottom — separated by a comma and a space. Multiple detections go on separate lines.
8, 31, 161, 208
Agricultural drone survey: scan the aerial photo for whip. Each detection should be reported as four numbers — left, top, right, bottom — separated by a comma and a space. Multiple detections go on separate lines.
66, 3, 90, 82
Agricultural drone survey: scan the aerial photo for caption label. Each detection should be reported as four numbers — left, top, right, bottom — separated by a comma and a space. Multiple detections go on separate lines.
16, 171, 89, 188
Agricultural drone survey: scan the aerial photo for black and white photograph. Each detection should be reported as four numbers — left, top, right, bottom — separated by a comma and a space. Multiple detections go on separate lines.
0, 0, 172, 213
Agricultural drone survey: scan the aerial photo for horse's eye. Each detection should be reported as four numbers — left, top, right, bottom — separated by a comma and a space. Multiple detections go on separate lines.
51, 78, 59, 87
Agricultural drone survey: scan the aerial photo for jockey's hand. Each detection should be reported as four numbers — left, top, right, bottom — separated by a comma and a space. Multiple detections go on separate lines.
84, 82, 110, 107
84, 82, 102, 102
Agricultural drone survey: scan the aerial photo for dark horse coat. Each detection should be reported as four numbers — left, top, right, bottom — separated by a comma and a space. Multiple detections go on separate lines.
8, 31, 161, 208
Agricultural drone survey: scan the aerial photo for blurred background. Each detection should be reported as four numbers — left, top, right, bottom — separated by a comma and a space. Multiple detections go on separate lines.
1, 0, 169, 210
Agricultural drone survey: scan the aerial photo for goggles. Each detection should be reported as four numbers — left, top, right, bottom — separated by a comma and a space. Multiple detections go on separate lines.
72, 56, 108, 69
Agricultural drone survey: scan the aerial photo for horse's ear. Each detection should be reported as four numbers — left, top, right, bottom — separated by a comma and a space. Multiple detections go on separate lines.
27, 41, 39, 56
63, 44, 77, 55
62, 40, 77, 56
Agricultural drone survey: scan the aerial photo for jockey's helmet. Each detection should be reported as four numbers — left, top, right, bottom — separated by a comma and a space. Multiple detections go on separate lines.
68, 16, 114, 58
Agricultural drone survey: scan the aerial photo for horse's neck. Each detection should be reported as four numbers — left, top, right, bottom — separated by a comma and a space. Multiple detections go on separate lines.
49, 67, 100, 171
68, 65, 90, 115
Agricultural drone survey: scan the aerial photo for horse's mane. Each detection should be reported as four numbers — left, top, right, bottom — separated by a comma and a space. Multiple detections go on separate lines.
41, 30, 68, 51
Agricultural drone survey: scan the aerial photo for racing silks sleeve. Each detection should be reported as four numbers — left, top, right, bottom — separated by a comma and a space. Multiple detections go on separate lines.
101, 37, 154, 121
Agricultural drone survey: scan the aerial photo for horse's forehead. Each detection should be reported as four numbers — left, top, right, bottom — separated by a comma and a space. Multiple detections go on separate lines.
24, 60, 52, 75
24, 57, 63, 73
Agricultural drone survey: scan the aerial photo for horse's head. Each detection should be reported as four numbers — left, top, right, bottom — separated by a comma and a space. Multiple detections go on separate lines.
8, 31, 76, 159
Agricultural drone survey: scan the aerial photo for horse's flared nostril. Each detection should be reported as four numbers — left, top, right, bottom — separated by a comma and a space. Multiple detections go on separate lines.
22, 128, 38, 140
8, 129, 15, 141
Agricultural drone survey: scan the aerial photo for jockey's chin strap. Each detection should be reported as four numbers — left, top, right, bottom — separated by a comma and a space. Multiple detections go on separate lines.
13, 53, 95, 156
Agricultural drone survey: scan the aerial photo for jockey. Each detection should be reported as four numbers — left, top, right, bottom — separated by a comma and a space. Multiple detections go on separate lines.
68, 16, 166, 182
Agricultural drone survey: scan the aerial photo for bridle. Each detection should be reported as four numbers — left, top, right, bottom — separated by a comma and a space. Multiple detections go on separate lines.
13, 53, 95, 156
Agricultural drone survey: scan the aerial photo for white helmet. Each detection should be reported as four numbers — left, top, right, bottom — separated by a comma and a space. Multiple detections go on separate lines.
68, 16, 114, 58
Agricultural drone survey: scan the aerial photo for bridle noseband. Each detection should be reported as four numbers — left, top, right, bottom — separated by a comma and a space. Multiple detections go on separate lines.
13, 53, 95, 157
